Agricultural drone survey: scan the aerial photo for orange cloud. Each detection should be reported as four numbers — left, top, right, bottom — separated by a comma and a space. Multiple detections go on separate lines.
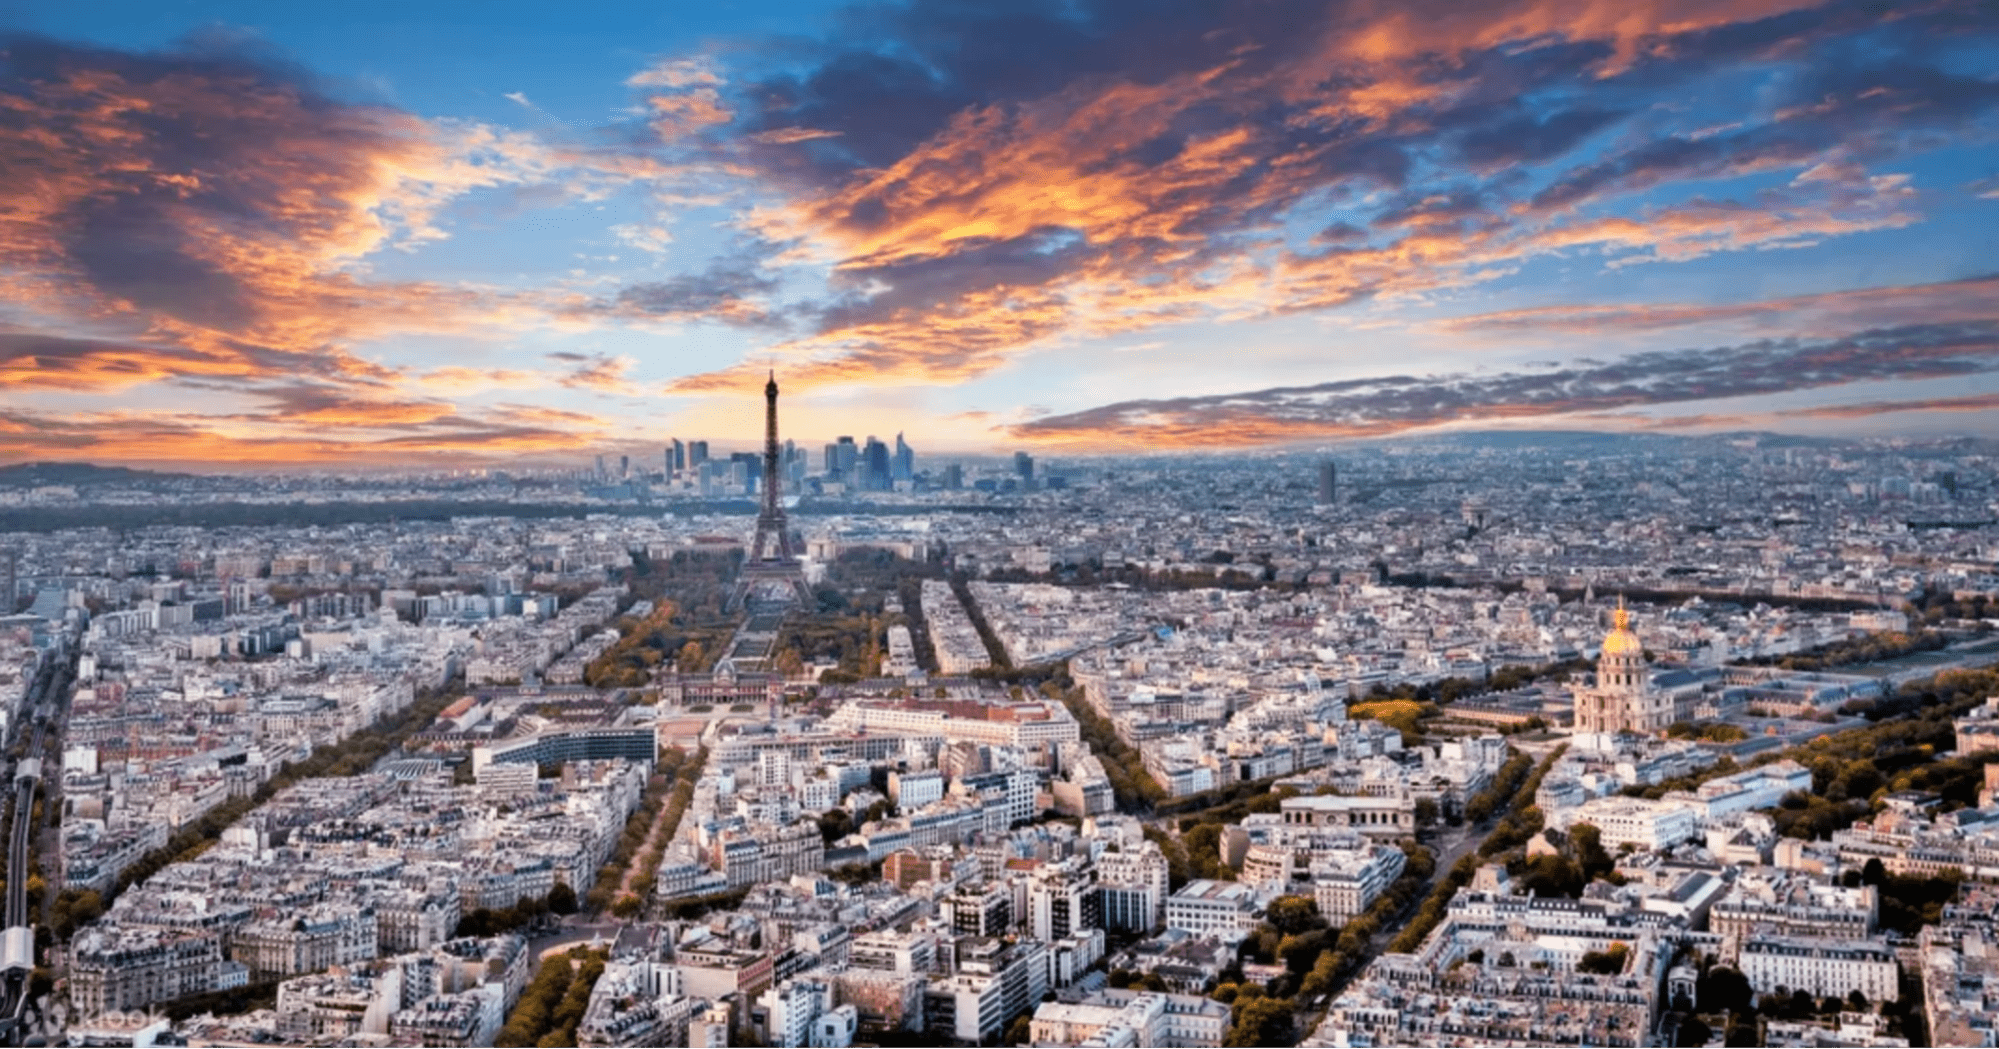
660, 0, 1976, 396
0, 42, 540, 387
0, 393, 620, 467
0, 38, 741, 402
646, 89, 734, 140
550, 352, 639, 394
0, 37, 758, 466
1320, 0, 1824, 75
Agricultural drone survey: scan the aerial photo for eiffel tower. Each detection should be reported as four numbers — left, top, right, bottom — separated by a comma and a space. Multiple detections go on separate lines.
728, 371, 811, 610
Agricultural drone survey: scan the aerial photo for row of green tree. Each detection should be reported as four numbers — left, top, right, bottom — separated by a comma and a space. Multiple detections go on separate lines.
495, 947, 609, 1048
606, 549, 747, 676
1159, 774, 1301, 823
1387, 852, 1480, 954
1745, 628, 1950, 673
657, 885, 753, 922
455, 886, 573, 938
1477, 745, 1566, 859
1216, 843, 1437, 1044
1913, 590, 1994, 625
978, 560, 1281, 593
1168, 787, 1308, 886
1663, 720, 1749, 742
788, 550, 949, 681
1507, 822, 1622, 899
1047, 682, 1169, 812
584, 598, 686, 687
105, 686, 467, 915
895, 576, 941, 672
1463, 751, 1535, 825
585, 764, 677, 917
1852, 858, 1962, 936
1383, 747, 1551, 951
950, 574, 1014, 669
624, 746, 708, 910
1355, 656, 1591, 712
779, 610, 887, 680
1624, 663, 1999, 847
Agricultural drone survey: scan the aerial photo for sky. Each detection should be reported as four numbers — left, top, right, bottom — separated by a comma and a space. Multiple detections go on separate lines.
0, 0, 1995, 469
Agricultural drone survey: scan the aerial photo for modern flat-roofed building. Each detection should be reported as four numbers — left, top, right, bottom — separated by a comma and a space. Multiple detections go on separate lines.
1165, 880, 1260, 936
472, 725, 656, 772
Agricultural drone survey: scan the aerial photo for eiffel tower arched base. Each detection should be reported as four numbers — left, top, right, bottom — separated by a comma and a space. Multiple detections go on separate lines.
727, 559, 813, 612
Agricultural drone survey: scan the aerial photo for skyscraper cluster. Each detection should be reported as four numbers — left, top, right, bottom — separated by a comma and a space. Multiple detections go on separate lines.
822, 433, 917, 492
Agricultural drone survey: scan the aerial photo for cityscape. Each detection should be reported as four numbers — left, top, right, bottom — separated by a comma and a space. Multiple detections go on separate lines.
1, 0, 1998, 1048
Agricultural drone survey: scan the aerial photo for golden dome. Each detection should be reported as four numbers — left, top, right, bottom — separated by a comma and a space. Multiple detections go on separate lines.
1601, 602, 1642, 656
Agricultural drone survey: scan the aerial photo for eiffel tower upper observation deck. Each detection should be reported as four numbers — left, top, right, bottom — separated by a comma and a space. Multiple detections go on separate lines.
728, 371, 811, 610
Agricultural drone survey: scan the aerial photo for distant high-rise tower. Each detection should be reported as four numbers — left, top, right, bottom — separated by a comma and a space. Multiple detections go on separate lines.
1317, 461, 1337, 504
862, 436, 891, 491
1014, 451, 1035, 483
892, 432, 915, 483
826, 436, 858, 486
943, 463, 964, 490
689, 441, 709, 469
669, 439, 685, 475
729, 373, 811, 609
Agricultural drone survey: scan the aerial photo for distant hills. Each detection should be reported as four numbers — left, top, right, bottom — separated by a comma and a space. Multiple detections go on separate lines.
0, 461, 189, 486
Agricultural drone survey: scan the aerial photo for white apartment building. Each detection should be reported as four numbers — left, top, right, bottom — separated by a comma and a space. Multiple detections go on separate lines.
826, 698, 1080, 750
888, 769, 944, 809
1030, 987, 1228, 1047
929, 939, 1048, 1045
1711, 874, 1877, 961
883, 624, 918, 678
68, 925, 224, 1016
1099, 844, 1171, 930
758, 976, 835, 1048
1739, 935, 1899, 1002
1665, 760, 1814, 823
1565, 795, 1699, 852
1312, 843, 1409, 922
1028, 860, 1101, 943
1165, 880, 1260, 936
